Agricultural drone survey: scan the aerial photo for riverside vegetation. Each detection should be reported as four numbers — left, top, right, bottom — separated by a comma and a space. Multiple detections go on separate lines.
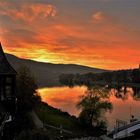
59, 69, 140, 87
14, 66, 112, 140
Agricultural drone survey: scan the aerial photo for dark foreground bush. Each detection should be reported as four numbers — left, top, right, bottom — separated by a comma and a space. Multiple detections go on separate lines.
16, 129, 50, 140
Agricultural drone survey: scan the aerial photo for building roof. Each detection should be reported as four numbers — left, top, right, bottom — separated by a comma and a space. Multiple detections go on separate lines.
0, 43, 17, 75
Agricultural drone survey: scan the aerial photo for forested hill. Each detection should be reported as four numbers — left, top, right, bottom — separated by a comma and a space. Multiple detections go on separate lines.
5, 53, 106, 87
59, 68, 140, 87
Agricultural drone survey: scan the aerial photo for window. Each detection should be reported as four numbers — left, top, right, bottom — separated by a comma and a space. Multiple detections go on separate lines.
5, 86, 12, 98
0, 92, 4, 101
6, 77, 12, 84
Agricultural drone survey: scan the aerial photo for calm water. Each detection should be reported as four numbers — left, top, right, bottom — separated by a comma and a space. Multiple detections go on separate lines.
38, 86, 140, 130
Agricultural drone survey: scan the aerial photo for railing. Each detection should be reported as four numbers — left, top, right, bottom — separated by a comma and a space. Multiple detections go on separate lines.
109, 120, 140, 135
44, 123, 73, 134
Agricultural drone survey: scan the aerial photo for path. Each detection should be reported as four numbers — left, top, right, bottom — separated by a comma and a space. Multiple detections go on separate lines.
31, 111, 44, 129
69, 137, 101, 140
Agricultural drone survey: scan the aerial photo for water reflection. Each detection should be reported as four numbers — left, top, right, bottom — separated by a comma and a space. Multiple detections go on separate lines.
38, 86, 87, 115
38, 86, 140, 130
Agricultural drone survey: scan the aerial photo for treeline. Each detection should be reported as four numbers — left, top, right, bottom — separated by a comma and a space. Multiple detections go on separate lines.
59, 69, 140, 87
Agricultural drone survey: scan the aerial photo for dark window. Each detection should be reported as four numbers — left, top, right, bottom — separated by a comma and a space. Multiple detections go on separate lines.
6, 77, 12, 84
5, 86, 12, 98
0, 92, 4, 100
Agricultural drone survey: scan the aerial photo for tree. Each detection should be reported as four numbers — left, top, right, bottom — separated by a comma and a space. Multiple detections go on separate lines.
15, 66, 41, 134
77, 86, 112, 129
16, 66, 41, 112
59, 74, 75, 87
132, 69, 140, 83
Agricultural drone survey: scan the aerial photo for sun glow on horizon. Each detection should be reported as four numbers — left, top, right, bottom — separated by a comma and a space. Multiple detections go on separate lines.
4, 45, 139, 70
0, 0, 140, 70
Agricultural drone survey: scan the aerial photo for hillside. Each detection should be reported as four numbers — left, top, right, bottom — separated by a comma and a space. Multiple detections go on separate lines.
6, 53, 106, 87
35, 102, 87, 139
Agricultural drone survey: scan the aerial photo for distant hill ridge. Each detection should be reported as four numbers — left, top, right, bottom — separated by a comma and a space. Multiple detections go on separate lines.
6, 53, 106, 87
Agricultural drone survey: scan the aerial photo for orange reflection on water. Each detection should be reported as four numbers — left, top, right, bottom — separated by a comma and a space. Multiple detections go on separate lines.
38, 86, 140, 130
38, 86, 86, 116
106, 88, 140, 130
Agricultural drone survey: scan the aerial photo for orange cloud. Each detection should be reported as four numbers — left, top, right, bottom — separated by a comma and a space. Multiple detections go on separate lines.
0, 3, 56, 22
92, 11, 105, 21
1, 1, 140, 70
2, 19, 140, 70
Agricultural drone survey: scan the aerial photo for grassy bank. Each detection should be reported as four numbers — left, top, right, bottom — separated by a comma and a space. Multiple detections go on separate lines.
35, 102, 87, 139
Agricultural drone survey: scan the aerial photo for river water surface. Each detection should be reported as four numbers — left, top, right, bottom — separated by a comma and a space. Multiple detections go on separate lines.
38, 86, 140, 130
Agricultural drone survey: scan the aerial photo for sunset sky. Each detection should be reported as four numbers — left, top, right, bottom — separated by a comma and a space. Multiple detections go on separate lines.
0, 0, 140, 70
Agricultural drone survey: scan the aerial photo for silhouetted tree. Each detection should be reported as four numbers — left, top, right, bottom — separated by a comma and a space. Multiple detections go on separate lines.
132, 69, 140, 83
59, 74, 75, 87
77, 86, 112, 129
16, 66, 41, 112
15, 66, 41, 134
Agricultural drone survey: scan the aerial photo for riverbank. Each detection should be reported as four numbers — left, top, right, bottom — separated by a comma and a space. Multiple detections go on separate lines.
35, 102, 105, 139
35, 102, 87, 139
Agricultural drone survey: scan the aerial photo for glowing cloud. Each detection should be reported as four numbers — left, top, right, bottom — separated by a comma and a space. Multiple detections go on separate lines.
92, 11, 105, 21
0, 3, 56, 22
0, 0, 140, 70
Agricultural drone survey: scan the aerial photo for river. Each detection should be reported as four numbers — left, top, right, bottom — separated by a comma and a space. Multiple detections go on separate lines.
38, 86, 140, 130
